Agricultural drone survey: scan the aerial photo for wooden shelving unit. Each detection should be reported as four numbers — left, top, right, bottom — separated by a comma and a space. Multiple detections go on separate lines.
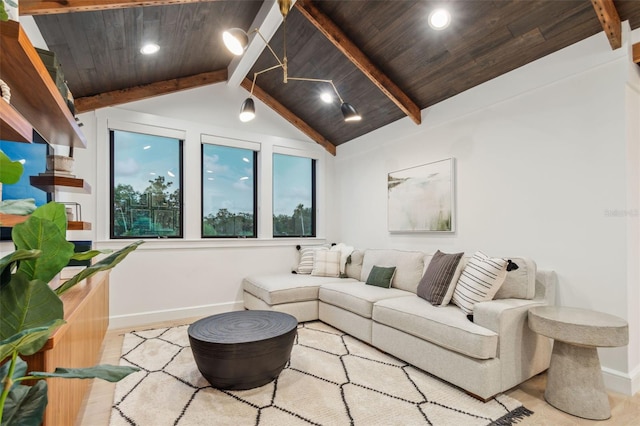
0, 20, 86, 148
1, 20, 92, 231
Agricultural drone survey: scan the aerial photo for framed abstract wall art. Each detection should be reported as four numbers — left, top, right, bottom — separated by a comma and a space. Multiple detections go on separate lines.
388, 158, 455, 232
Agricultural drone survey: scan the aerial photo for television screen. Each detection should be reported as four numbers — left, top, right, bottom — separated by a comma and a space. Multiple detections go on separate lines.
0, 139, 51, 240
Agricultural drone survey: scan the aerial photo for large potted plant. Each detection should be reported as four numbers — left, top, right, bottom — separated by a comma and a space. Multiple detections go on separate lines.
0, 150, 142, 425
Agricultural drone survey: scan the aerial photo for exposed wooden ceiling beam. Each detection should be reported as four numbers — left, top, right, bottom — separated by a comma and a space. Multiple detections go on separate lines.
294, 0, 421, 125
227, 0, 286, 88
75, 69, 227, 113
634, 43, 640, 64
241, 78, 336, 156
590, 0, 622, 50
19, 0, 219, 15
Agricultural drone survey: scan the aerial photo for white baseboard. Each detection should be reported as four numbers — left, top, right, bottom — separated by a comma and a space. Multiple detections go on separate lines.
108, 301, 245, 330
602, 365, 640, 396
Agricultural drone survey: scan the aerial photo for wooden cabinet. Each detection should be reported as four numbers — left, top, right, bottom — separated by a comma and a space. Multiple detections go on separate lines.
23, 272, 110, 426
0, 20, 91, 229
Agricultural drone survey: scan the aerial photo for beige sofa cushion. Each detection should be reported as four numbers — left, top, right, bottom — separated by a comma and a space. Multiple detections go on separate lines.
243, 274, 352, 305
373, 296, 499, 360
494, 257, 536, 300
319, 282, 413, 318
346, 250, 364, 280
361, 249, 425, 293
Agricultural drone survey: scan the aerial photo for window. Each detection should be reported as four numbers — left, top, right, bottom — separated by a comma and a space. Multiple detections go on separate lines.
201, 143, 257, 238
110, 130, 183, 238
273, 153, 315, 237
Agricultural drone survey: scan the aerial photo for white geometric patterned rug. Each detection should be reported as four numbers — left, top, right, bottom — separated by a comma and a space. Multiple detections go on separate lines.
110, 321, 532, 426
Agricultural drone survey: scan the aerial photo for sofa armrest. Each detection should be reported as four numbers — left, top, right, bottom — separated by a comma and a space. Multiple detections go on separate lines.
473, 298, 545, 335
473, 277, 556, 390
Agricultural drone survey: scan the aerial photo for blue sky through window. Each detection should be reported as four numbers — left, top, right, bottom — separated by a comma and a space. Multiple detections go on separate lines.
202, 144, 254, 216
112, 130, 180, 192
273, 154, 312, 216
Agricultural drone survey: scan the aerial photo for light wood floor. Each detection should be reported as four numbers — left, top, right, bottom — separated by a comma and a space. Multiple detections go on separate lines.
76, 318, 640, 426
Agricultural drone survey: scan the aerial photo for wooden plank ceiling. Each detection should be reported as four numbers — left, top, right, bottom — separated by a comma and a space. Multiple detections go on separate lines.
30, 0, 640, 152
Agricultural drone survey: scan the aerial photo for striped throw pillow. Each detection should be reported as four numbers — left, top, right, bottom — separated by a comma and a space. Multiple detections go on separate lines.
297, 246, 328, 274
452, 251, 508, 315
311, 250, 341, 277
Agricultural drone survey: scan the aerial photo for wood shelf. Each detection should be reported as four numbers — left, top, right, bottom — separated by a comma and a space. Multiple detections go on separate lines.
0, 212, 28, 227
30, 175, 91, 194
0, 100, 33, 143
67, 221, 91, 231
0, 213, 91, 231
0, 20, 86, 148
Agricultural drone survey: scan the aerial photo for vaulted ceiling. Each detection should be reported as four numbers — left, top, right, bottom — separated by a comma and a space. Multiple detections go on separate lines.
25, 0, 640, 154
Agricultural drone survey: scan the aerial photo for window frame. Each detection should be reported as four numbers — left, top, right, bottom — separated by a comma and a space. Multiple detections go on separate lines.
272, 152, 317, 238
200, 142, 259, 238
109, 128, 185, 239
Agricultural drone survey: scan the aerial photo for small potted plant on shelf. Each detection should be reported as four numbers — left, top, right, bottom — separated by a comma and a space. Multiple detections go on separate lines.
0, 149, 143, 426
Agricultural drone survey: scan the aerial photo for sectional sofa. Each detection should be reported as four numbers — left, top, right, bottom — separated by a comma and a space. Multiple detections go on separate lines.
243, 248, 557, 400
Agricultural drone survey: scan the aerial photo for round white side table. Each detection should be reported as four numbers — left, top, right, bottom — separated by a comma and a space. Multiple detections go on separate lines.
528, 306, 628, 420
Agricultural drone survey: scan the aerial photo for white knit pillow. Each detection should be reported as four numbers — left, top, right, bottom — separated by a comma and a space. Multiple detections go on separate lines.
297, 246, 328, 274
452, 251, 508, 315
311, 250, 341, 278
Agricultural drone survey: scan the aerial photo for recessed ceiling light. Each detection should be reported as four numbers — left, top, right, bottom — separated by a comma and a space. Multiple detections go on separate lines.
140, 43, 160, 55
428, 9, 451, 30
320, 92, 333, 103
143, 145, 151, 150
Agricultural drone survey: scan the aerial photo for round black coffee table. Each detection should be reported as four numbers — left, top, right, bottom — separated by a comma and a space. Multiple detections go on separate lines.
188, 310, 298, 390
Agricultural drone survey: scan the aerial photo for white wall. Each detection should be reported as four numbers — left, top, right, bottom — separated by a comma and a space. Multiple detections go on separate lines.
335, 29, 639, 395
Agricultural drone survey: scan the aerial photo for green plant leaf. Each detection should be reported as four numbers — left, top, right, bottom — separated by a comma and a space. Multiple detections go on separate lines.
0, 357, 27, 392
0, 274, 63, 340
0, 151, 23, 185
56, 240, 144, 295
12, 213, 74, 284
30, 364, 139, 382
70, 249, 113, 261
30, 202, 66, 237
1, 380, 47, 426
0, 320, 65, 360
0, 250, 41, 289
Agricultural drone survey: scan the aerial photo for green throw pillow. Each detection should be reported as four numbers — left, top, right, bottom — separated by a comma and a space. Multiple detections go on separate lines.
366, 265, 396, 288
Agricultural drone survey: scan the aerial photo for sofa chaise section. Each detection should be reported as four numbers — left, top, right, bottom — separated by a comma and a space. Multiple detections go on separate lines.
243, 273, 356, 322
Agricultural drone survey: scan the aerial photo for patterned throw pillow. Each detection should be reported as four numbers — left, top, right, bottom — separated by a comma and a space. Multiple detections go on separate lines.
297, 246, 328, 274
311, 250, 341, 278
365, 266, 396, 288
452, 251, 508, 315
416, 250, 464, 306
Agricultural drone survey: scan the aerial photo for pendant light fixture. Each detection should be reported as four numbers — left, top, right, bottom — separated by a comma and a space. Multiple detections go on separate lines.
223, 0, 361, 123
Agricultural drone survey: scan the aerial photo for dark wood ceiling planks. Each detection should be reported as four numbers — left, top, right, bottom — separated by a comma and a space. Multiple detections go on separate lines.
34, 1, 262, 97
31, 0, 640, 148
